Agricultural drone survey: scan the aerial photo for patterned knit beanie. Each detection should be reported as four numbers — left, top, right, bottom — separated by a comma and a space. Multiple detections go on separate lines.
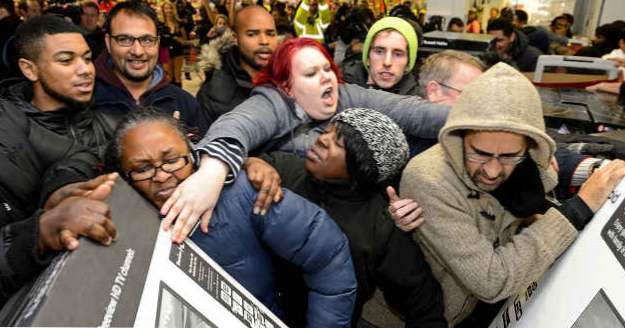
332, 108, 409, 184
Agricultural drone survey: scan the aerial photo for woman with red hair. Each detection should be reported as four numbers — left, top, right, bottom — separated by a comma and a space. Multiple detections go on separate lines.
159, 37, 449, 245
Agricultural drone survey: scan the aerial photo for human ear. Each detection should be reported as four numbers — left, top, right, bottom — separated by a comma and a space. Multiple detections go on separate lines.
104, 33, 111, 53
18, 58, 38, 82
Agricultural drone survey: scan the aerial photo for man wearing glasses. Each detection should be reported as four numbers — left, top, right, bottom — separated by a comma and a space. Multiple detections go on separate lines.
94, 1, 209, 138
417, 50, 484, 106
400, 63, 625, 327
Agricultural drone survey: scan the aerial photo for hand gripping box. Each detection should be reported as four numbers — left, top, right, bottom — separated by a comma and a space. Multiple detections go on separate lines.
0, 180, 286, 328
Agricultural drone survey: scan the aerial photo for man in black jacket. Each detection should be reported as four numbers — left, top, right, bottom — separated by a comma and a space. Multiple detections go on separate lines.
196, 5, 277, 123
0, 98, 118, 308
246, 108, 446, 328
487, 18, 543, 72
5, 15, 117, 159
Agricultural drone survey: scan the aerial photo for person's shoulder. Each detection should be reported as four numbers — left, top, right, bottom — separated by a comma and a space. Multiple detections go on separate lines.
402, 145, 454, 190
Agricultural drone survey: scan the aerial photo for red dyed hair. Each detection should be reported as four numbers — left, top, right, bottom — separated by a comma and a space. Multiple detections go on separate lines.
253, 38, 343, 92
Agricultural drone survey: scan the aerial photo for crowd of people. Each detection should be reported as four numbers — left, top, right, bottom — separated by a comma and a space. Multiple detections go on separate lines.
1, 0, 625, 327
444, 6, 625, 73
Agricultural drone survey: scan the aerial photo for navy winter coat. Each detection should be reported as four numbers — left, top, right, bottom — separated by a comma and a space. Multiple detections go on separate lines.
189, 172, 357, 327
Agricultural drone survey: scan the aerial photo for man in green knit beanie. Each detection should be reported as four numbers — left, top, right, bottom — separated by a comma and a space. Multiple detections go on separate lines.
341, 16, 420, 95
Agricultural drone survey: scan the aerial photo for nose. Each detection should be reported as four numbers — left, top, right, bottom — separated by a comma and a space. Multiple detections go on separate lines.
259, 32, 269, 45
482, 158, 503, 178
129, 39, 144, 56
77, 58, 94, 76
152, 167, 172, 183
320, 69, 332, 83
383, 50, 392, 67
318, 133, 330, 148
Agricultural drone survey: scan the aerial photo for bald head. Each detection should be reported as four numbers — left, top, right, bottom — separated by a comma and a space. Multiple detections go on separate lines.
233, 5, 277, 77
234, 5, 274, 34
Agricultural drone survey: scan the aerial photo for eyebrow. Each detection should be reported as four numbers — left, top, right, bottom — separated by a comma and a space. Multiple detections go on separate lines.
469, 144, 525, 157
53, 49, 92, 57
128, 147, 176, 164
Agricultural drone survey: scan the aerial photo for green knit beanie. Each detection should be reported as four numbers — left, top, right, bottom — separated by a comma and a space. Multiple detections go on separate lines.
362, 17, 418, 72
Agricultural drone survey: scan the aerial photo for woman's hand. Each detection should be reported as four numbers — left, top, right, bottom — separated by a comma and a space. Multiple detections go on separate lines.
160, 156, 229, 243
386, 186, 424, 232
244, 157, 284, 215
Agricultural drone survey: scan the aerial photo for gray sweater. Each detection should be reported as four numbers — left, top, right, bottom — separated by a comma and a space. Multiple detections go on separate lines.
197, 83, 450, 177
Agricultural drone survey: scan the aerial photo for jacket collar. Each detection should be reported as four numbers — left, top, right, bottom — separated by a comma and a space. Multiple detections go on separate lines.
94, 50, 168, 99
224, 47, 253, 89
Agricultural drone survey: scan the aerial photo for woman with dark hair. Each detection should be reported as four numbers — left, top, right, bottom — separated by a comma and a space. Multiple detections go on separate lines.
159, 37, 449, 242
247, 108, 446, 327
105, 108, 357, 327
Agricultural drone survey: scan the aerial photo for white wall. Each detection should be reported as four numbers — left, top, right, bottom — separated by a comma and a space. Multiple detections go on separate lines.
599, 0, 625, 25
425, 0, 466, 24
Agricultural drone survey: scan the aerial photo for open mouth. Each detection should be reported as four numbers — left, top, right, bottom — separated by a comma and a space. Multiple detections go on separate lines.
255, 51, 272, 60
74, 80, 93, 91
321, 86, 333, 99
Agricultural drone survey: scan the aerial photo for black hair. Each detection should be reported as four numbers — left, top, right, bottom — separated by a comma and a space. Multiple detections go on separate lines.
499, 7, 514, 22
595, 23, 624, 51
14, 15, 84, 61
0, 0, 15, 14
487, 17, 514, 36
81, 0, 99, 12
104, 107, 191, 178
562, 13, 574, 25
550, 15, 567, 27
447, 17, 464, 30
514, 9, 528, 25
389, 4, 418, 23
105, 1, 159, 35
334, 121, 378, 190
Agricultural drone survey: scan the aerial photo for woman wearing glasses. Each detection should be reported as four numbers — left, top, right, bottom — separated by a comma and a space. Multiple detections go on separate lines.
105, 109, 357, 327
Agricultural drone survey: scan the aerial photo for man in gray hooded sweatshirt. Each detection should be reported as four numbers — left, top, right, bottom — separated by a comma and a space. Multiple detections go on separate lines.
401, 63, 625, 326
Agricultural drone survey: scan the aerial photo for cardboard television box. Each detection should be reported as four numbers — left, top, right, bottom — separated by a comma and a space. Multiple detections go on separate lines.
0, 180, 286, 328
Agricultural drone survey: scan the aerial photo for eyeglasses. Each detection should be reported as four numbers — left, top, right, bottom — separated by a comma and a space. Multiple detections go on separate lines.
110, 34, 159, 47
126, 154, 191, 182
436, 80, 463, 93
465, 152, 526, 166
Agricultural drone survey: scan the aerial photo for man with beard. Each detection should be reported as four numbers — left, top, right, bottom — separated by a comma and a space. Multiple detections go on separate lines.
1, 15, 115, 158
94, 1, 209, 137
400, 63, 625, 326
196, 5, 278, 123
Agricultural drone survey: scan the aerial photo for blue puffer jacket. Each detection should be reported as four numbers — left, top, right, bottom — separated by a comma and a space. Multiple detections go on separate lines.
189, 172, 357, 327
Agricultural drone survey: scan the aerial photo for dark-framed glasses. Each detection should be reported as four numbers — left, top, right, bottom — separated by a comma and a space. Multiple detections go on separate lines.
436, 80, 463, 93
110, 34, 159, 47
126, 154, 191, 182
465, 152, 526, 166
